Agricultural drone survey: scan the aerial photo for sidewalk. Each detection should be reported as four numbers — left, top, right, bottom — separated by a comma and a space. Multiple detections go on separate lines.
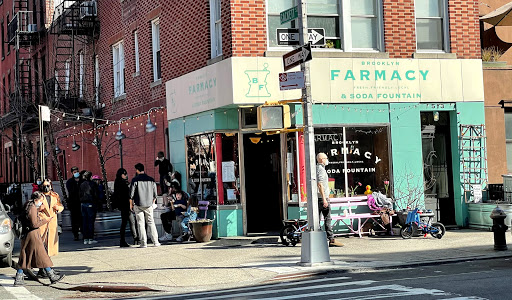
5, 229, 512, 293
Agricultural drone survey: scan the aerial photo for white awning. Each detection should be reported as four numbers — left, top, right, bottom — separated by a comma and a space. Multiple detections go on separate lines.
480, 2, 512, 26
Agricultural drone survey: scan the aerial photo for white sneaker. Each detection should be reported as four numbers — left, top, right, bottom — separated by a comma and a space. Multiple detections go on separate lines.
89, 240, 98, 244
176, 236, 183, 242
83, 239, 89, 245
139, 242, 147, 248
154, 242, 161, 247
158, 233, 173, 242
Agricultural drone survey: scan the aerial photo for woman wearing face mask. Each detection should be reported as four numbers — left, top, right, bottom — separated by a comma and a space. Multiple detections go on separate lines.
14, 192, 65, 286
38, 179, 64, 258
32, 178, 42, 193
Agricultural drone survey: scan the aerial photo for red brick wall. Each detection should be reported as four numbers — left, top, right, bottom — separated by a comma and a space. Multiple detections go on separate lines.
449, 0, 481, 59
383, 0, 417, 58
230, 0, 266, 56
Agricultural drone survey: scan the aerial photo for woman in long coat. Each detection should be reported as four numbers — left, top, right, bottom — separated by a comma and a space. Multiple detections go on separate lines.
14, 192, 65, 286
38, 179, 64, 257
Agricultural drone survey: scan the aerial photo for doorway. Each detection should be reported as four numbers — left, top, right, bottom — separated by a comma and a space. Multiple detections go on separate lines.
243, 133, 283, 233
421, 111, 456, 226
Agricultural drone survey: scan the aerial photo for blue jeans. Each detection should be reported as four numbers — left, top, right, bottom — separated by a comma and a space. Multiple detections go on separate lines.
81, 203, 97, 239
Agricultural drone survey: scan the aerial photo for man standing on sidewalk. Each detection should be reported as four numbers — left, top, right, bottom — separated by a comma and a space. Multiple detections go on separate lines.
130, 163, 160, 248
317, 153, 343, 247
66, 166, 83, 241
154, 151, 173, 195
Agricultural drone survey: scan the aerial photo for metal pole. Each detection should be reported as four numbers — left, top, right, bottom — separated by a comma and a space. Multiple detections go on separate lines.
298, 0, 331, 265
119, 140, 123, 169
38, 105, 45, 180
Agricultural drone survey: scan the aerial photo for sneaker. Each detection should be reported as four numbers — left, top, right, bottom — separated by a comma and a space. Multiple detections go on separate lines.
154, 242, 161, 247
83, 239, 89, 245
139, 244, 147, 248
158, 233, 173, 242
329, 239, 344, 247
176, 235, 183, 242
89, 240, 98, 244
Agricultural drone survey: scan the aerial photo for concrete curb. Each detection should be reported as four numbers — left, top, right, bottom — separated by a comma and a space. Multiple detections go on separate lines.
49, 252, 512, 293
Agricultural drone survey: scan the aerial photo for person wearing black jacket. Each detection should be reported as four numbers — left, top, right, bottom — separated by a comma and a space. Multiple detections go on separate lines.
154, 151, 173, 195
65, 166, 83, 241
114, 168, 139, 247
79, 171, 99, 245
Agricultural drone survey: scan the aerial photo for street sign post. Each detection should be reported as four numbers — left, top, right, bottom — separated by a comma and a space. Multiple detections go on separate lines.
277, 28, 325, 46
280, 6, 298, 24
282, 43, 312, 71
279, 71, 305, 91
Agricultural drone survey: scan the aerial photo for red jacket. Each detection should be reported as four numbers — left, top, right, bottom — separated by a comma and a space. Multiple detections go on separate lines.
31, 183, 39, 194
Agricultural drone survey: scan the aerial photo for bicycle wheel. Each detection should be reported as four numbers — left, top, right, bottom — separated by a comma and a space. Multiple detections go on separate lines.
430, 222, 446, 239
400, 225, 414, 239
280, 224, 298, 246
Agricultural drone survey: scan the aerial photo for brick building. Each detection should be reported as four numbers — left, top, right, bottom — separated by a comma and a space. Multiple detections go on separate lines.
163, 0, 487, 237
0, 0, 488, 237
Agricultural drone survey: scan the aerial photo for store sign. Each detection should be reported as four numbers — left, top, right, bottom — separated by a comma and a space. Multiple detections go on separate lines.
165, 58, 484, 120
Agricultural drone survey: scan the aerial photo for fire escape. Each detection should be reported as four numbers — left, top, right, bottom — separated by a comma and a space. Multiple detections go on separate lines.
48, 0, 99, 113
7, 0, 40, 122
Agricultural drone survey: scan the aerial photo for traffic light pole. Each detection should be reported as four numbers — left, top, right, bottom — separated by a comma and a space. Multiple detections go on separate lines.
298, 0, 331, 265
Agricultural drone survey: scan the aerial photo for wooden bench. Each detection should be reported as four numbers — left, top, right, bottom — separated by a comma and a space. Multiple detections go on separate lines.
322, 196, 393, 238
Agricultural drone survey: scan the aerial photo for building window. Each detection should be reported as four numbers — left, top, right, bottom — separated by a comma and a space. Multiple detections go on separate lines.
415, 0, 449, 51
1, 19, 4, 59
267, 0, 383, 51
64, 59, 70, 95
54, 70, 58, 98
94, 55, 99, 105
112, 41, 125, 97
134, 30, 140, 73
210, 0, 222, 58
6, 13, 9, 54
506, 111, 512, 172
151, 19, 161, 81
79, 51, 84, 99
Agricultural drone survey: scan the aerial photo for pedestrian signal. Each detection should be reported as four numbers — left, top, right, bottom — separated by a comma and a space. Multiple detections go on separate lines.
257, 105, 291, 131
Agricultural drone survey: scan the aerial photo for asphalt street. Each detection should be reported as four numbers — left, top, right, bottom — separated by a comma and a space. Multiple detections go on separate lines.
1, 257, 509, 299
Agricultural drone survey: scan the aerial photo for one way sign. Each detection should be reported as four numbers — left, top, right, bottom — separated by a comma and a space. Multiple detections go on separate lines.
282, 43, 312, 71
277, 28, 325, 46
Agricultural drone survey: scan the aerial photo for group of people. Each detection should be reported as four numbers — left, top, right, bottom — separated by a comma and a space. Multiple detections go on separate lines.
65, 168, 106, 245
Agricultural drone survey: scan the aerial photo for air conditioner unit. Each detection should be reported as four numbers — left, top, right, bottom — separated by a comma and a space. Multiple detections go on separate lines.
27, 24, 37, 32
80, 1, 97, 19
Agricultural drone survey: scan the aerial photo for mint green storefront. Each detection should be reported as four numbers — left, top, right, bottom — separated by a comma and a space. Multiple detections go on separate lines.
165, 57, 487, 237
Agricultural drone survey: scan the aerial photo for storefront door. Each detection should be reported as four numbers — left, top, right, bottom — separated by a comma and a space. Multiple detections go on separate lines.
243, 133, 283, 233
421, 112, 456, 226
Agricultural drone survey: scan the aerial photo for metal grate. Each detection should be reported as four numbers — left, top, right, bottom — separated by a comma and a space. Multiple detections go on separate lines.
459, 124, 488, 203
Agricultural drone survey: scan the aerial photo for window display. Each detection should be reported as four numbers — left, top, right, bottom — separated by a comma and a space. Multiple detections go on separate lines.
186, 132, 241, 206
314, 126, 390, 197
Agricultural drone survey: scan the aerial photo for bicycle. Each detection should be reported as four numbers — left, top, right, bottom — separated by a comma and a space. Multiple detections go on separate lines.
400, 208, 446, 239
280, 219, 308, 246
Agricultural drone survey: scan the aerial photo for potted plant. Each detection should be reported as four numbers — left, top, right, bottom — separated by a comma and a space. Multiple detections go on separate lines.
189, 218, 214, 242
482, 47, 506, 67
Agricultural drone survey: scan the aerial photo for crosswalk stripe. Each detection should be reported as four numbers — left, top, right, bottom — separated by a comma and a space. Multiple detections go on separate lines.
171, 280, 377, 300
252, 284, 448, 300
0, 275, 41, 300
441, 297, 488, 300
145, 276, 353, 299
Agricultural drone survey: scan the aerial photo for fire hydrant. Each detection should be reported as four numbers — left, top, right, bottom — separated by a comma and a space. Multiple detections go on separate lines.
490, 206, 508, 251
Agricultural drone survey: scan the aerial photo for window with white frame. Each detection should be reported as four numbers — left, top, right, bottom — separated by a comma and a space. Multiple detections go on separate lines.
267, 0, 382, 51
94, 55, 99, 105
54, 70, 59, 98
112, 41, 125, 97
79, 51, 84, 99
134, 30, 140, 73
506, 110, 512, 172
415, 0, 449, 51
64, 59, 70, 94
210, 0, 222, 57
151, 19, 161, 81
